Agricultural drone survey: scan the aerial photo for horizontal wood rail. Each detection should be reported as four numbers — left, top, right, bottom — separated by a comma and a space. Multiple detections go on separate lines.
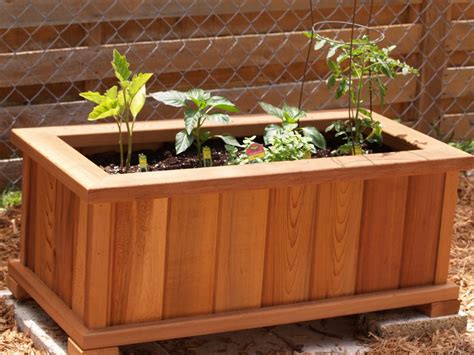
8, 259, 460, 350
0, 0, 425, 29
0, 24, 420, 88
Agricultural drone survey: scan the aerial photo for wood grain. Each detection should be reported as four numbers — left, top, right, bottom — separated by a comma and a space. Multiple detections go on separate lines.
262, 185, 317, 306
356, 177, 409, 293
435, 172, 460, 284
214, 189, 269, 312
311, 181, 363, 299
109, 199, 168, 325
26, 160, 38, 269
71, 200, 89, 319
400, 174, 445, 287
34, 165, 57, 288
84, 203, 112, 328
19, 156, 31, 263
52, 183, 77, 306
163, 193, 220, 319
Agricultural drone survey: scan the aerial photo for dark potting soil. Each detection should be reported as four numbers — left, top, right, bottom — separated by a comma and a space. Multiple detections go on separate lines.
87, 136, 392, 175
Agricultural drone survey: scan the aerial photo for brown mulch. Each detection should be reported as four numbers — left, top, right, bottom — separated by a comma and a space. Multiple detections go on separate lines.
0, 175, 472, 353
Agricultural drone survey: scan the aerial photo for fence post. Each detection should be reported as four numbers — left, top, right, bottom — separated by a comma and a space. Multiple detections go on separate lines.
415, 0, 452, 135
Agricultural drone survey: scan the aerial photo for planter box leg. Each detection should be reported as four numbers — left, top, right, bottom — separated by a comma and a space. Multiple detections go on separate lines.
68, 339, 119, 355
6, 274, 30, 300
417, 299, 461, 318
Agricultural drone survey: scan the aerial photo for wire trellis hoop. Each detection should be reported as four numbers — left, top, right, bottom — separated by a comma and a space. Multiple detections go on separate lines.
311, 21, 385, 46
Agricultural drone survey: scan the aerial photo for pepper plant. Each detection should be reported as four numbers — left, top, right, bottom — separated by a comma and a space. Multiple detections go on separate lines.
314, 35, 418, 155
151, 89, 241, 165
259, 102, 326, 149
80, 50, 152, 171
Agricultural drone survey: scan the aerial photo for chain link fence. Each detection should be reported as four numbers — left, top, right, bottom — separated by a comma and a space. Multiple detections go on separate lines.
0, 0, 473, 189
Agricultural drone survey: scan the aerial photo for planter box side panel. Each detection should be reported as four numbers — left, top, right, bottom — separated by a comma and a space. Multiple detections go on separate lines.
22, 153, 457, 329
22, 158, 83, 311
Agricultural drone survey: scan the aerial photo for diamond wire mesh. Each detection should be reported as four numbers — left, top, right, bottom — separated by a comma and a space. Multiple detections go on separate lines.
0, 0, 473, 189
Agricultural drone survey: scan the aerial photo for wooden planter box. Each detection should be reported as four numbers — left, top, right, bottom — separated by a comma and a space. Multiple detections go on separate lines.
8, 110, 473, 354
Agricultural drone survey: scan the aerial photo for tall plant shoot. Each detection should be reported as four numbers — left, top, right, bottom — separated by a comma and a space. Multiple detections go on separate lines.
80, 50, 153, 171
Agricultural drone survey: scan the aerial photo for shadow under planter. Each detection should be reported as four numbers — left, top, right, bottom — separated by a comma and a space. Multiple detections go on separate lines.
7, 110, 474, 354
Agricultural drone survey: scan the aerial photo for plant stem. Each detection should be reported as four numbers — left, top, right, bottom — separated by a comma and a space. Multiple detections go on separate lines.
122, 89, 132, 172
115, 118, 124, 169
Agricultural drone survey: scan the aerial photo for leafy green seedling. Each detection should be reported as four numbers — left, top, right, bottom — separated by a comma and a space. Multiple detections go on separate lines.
449, 139, 474, 154
151, 89, 241, 166
0, 190, 21, 209
313, 35, 418, 155
259, 102, 326, 150
80, 50, 153, 172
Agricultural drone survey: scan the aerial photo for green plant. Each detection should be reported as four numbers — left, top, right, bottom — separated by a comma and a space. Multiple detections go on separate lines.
266, 126, 315, 161
80, 50, 153, 172
259, 102, 326, 149
226, 127, 315, 165
449, 139, 474, 154
151, 89, 241, 165
313, 34, 418, 154
0, 190, 21, 209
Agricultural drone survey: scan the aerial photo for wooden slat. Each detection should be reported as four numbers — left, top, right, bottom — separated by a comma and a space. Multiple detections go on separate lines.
34, 165, 57, 288
214, 189, 269, 312
109, 199, 168, 325
440, 113, 474, 140
435, 172, 460, 284
19, 156, 31, 263
163, 193, 219, 319
0, 24, 420, 88
443, 66, 474, 99
71, 200, 88, 320
84, 203, 112, 329
446, 20, 474, 51
0, 0, 422, 29
400, 174, 446, 287
52, 183, 77, 306
262, 185, 317, 306
356, 177, 409, 293
311, 181, 363, 300
26, 160, 38, 269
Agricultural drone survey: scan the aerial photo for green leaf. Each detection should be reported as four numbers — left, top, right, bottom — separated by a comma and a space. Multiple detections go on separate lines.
111, 49, 131, 83
214, 134, 242, 147
187, 88, 211, 108
301, 126, 327, 149
259, 102, 283, 120
184, 110, 199, 134
207, 96, 239, 112
150, 90, 188, 107
80, 91, 106, 104
206, 113, 231, 124
336, 78, 347, 99
327, 45, 337, 59
327, 74, 336, 89
105, 86, 118, 100
200, 130, 211, 144
314, 39, 326, 50
327, 59, 338, 74
130, 85, 146, 119
128, 73, 153, 99
88, 97, 120, 121
263, 124, 282, 145
175, 130, 194, 154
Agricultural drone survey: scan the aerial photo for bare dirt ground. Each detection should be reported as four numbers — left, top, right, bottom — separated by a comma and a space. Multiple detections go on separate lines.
0, 175, 472, 353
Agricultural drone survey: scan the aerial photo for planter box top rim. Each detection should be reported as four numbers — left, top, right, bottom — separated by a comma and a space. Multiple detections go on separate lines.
11, 109, 473, 202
